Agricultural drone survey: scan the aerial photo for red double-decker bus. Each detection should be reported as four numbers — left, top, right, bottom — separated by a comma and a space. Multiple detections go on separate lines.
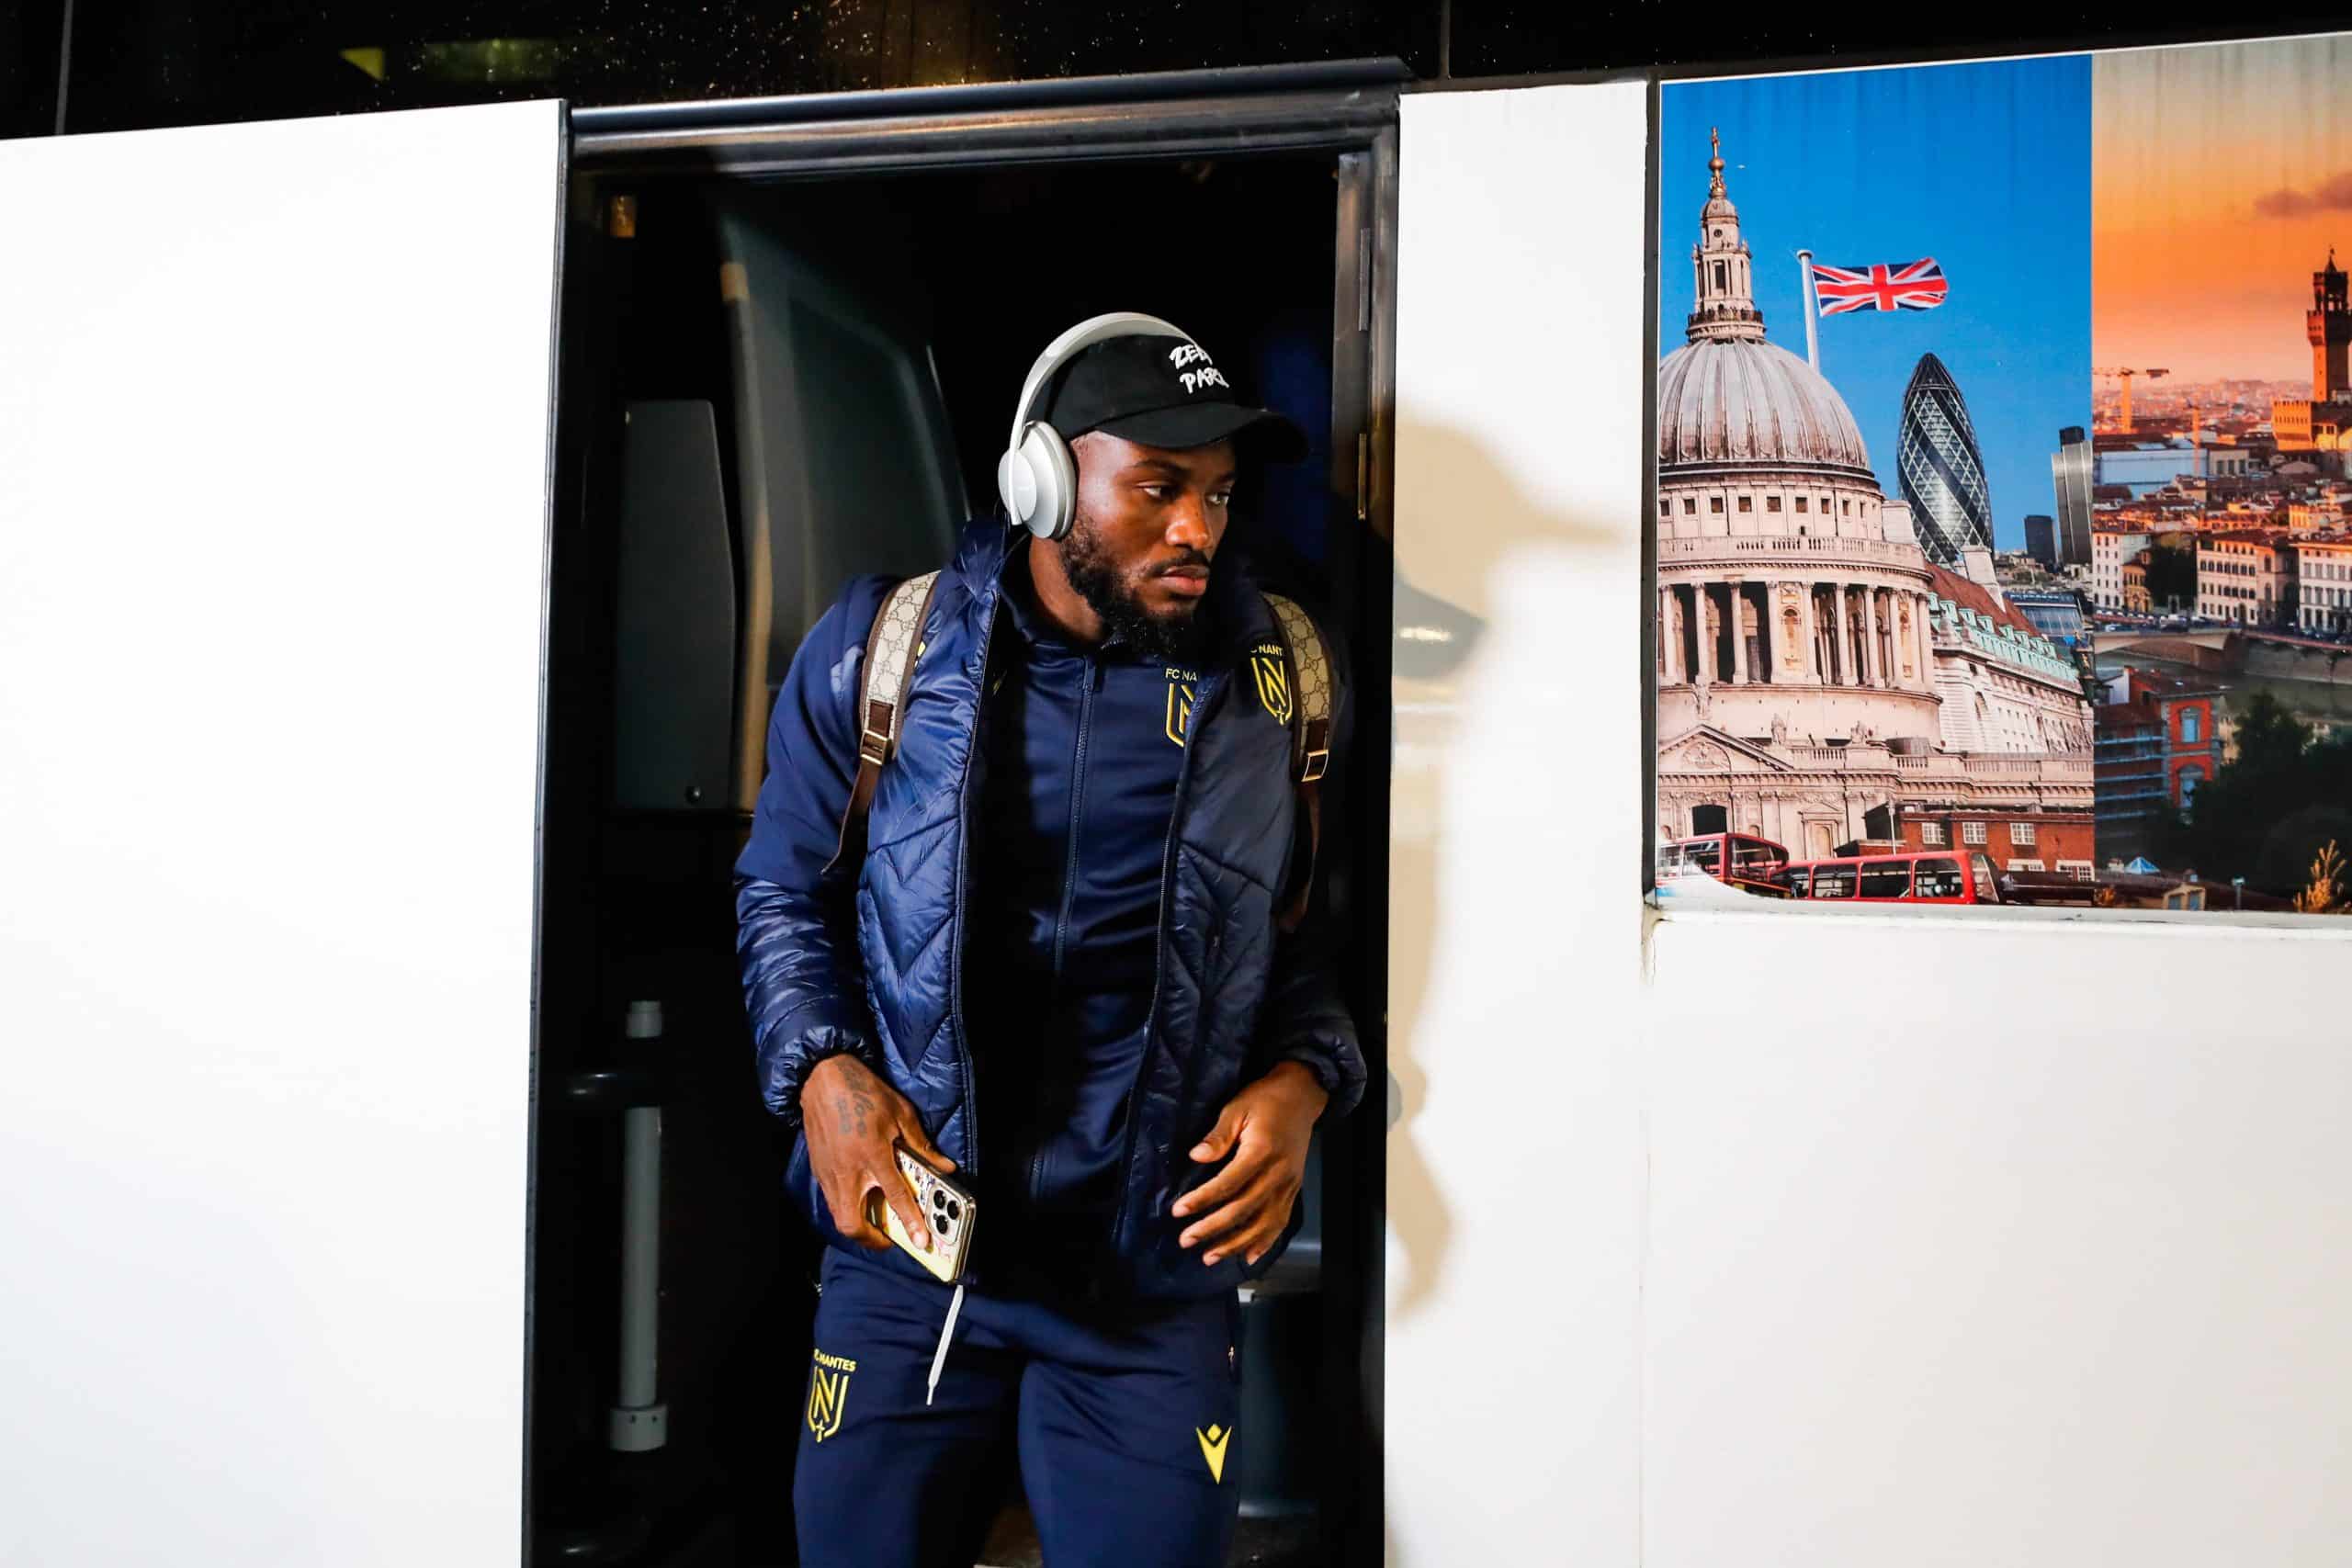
1654, 832, 1791, 897
1774, 849, 2002, 905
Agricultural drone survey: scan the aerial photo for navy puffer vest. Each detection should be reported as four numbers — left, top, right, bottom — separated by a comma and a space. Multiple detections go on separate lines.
761, 522, 1363, 1299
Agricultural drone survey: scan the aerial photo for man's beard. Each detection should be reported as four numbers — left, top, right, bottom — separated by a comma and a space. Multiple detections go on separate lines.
1058, 515, 1213, 665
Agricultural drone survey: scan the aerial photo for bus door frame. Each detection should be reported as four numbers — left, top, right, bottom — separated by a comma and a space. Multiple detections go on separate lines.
553, 61, 1405, 1566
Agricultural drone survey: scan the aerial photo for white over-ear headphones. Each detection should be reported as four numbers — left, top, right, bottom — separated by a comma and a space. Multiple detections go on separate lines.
996, 311, 1193, 542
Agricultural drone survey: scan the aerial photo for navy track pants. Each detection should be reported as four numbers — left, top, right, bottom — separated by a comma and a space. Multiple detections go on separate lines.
793, 1247, 1244, 1567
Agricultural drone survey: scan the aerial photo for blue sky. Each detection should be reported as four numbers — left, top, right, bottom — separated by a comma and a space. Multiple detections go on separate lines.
1661, 57, 2091, 551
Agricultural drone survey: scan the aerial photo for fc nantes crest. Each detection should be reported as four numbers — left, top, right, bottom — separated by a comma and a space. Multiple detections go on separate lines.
1166, 681, 1195, 747
1164, 665, 1199, 748
806, 1349, 856, 1443
1250, 644, 1295, 726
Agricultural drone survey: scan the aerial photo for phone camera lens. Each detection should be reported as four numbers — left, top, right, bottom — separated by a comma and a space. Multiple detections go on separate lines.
945, 1200, 961, 1221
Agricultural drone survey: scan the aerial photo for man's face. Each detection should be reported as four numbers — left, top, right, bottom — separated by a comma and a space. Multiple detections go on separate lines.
1058, 431, 1237, 659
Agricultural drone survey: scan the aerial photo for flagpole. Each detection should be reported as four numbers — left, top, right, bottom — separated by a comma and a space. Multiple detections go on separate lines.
1796, 249, 1820, 371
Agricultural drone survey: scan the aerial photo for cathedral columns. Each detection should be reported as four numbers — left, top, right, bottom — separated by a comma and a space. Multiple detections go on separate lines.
1906, 591, 1927, 689
1862, 587, 1882, 686
1779, 581, 1952, 689
1814, 583, 1838, 682
1659, 584, 1680, 682
1861, 589, 1883, 687
1728, 581, 1749, 683
1885, 591, 1902, 686
1849, 584, 1867, 686
1892, 592, 1908, 690
1891, 591, 1916, 689
1691, 585, 1712, 690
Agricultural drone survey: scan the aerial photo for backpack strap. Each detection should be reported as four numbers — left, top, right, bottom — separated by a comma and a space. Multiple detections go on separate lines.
1261, 591, 1338, 933
825, 571, 941, 875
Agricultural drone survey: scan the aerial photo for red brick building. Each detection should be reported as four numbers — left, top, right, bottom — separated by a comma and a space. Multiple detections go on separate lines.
1894, 807, 2097, 877
2093, 668, 2221, 863
2163, 682, 2220, 804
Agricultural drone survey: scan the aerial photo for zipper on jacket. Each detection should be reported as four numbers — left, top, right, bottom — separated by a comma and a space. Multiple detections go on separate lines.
1049, 652, 1102, 985
1031, 648, 1100, 1206
946, 586, 1001, 1184
1108, 670, 1227, 1256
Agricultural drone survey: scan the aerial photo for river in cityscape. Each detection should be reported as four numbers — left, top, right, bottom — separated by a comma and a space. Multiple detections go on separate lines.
2099, 652, 2352, 748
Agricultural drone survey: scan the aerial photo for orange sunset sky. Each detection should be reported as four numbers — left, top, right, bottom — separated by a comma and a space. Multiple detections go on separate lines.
2096, 32, 2352, 384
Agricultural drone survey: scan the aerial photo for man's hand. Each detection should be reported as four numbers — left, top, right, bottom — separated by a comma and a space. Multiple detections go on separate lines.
801, 1054, 955, 1252
1170, 1062, 1329, 1268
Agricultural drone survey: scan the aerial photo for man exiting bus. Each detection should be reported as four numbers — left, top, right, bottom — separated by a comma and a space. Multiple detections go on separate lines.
734, 316, 1364, 1567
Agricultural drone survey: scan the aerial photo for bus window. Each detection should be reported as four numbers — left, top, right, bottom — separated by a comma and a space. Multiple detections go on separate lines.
1811, 864, 1856, 899
1912, 857, 1966, 900
1969, 852, 2001, 904
1728, 837, 1781, 877
1685, 839, 1724, 875
1858, 861, 1912, 899
1779, 865, 1812, 897
1655, 841, 1713, 879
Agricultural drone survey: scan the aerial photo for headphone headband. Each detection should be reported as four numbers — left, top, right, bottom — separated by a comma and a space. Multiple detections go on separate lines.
1004, 311, 1192, 456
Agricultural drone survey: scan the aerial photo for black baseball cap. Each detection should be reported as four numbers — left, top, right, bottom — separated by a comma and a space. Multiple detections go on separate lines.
1039, 333, 1308, 462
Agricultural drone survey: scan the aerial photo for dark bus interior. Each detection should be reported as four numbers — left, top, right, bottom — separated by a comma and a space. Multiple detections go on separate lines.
529, 110, 1391, 1567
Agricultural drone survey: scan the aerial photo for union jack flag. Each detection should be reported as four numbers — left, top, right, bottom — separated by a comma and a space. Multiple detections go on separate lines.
1811, 259, 1948, 316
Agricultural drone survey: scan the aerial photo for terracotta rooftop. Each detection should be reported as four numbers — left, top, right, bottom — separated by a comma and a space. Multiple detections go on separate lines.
1924, 563, 2053, 647
2126, 669, 2222, 701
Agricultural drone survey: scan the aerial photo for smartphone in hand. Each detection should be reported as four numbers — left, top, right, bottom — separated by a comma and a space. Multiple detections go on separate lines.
865, 1145, 978, 1283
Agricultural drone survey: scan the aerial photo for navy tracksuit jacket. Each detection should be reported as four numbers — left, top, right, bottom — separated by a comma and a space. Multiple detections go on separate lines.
734, 525, 1361, 1566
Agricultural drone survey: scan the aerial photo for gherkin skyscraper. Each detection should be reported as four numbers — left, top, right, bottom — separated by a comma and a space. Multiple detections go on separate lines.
1895, 353, 1993, 565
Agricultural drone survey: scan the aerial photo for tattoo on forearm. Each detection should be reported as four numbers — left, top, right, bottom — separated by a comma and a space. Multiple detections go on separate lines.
831, 1092, 854, 1137
851, 1088, 876, 1137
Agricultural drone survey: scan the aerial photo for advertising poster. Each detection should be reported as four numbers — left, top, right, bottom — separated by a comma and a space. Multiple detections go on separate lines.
1655, 37, 2352, 917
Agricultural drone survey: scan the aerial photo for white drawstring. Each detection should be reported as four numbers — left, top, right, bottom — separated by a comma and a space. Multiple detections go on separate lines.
925, 1282, 965, 1407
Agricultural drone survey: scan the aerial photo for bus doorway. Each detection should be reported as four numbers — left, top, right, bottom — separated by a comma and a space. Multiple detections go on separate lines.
533, 68, 1396, 1567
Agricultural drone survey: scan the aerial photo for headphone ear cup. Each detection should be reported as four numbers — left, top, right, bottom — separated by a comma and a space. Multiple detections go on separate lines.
996, 439, 1040, 531
1012, 423, 1077, 541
